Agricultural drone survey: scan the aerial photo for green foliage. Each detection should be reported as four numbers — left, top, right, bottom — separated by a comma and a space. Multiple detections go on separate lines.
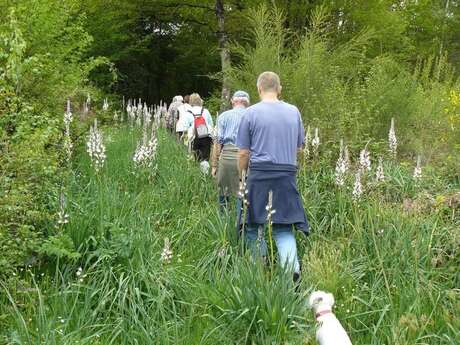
227, 6, 460, 169
0, 1, 459, 344
0, 1, 113, 277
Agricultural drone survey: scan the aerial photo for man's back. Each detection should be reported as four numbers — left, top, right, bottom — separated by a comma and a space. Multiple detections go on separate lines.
217, 107, 246, 145
237, 100, 304, 166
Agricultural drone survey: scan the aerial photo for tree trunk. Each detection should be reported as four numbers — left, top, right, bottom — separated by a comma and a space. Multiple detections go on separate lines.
215, 0, 231, 113
439, 0, 450, 56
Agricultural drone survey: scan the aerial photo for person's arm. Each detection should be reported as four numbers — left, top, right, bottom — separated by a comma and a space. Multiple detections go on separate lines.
296, 110, 305, 164
204, 109, 214, 128
211, 114, 224, 177
211, 142, 222, 177
238, 149, 250, 176
236, 112, 251, 178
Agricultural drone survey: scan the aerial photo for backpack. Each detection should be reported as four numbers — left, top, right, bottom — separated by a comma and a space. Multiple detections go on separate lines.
189, 107, 209, 139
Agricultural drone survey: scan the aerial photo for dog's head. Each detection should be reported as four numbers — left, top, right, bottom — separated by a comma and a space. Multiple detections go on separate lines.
308, 291, 335, 310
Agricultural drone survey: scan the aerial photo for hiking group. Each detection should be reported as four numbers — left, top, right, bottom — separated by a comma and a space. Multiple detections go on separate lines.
166, 71, 309, 284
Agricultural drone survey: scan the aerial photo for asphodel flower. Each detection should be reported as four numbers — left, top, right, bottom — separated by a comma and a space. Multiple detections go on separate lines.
303, 125, 311, 160
102, 98, 109, 111
56, 192, 69, 226
359, 148, 371, 172
413, 155, 422, 180
133, 122, 158, 168
86, 119, 106, 173
64, 99, 73, 127
335, 139, 348, 186
352, 170, 363, 201
238, 170, 249, 207
376, 157, 385, 182
388, 118, 397, 157
63, 100, 73, 162
265, 190, 276, 222
161, 237, 173, 264
311, 127, 320, 156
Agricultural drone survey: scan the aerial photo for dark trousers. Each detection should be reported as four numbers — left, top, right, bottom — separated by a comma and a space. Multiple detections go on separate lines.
192, 136, 212, 161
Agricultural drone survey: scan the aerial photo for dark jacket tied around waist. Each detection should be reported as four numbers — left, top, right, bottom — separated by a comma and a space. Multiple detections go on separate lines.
245, 162, 309, 234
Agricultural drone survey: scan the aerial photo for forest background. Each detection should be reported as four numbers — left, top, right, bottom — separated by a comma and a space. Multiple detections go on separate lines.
0, 0, 459, 343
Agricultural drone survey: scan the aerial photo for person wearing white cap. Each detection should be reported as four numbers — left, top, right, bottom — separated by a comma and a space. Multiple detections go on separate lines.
211, 90, 250, 211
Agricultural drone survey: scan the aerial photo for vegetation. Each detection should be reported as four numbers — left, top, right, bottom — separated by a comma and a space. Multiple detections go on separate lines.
0, 0, 459, 344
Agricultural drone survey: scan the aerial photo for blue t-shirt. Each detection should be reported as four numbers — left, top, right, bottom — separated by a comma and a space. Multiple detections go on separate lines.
236, 100, 305, 166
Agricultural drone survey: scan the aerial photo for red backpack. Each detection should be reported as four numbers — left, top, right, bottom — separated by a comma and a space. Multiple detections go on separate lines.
189, 107, 209, 138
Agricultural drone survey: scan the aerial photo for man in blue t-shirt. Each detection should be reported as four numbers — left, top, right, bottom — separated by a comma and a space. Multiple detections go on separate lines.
236, 71, 309, 282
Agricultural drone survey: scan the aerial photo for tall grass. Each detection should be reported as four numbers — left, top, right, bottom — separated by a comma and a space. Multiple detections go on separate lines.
1, 122, 458, 344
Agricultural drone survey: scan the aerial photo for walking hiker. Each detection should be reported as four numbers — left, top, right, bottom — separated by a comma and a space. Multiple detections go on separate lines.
212, 90, 250, 211
236, 71, 309, 282
187, 93, 214, 162
167, 95, 183, 133
176, 95, 192, 141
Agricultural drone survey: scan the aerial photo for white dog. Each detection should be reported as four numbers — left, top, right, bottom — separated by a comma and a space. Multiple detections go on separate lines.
308, 291, 352, 345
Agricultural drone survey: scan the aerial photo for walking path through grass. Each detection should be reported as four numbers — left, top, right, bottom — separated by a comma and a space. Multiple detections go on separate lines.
2, 125, 459, 345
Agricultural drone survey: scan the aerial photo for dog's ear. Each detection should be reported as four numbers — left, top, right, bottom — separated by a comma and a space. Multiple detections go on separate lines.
311, 295, 323, 306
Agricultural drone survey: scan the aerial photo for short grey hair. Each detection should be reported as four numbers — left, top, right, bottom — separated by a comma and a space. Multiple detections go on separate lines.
257, 71, 281, 93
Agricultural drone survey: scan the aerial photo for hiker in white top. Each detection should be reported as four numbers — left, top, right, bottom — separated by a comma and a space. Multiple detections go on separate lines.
176, 95, 192, 140
186, 93, 214, 162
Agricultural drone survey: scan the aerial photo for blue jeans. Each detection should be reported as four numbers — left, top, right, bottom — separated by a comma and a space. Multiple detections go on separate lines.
243, 224, 300, 273
219, 195, 230, 211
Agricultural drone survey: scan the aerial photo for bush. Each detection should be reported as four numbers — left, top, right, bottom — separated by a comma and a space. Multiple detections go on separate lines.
0, 1, 112, 277
226, 6, 460, 172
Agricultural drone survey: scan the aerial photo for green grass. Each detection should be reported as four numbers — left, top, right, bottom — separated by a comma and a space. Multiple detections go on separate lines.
1, 125, 459, 344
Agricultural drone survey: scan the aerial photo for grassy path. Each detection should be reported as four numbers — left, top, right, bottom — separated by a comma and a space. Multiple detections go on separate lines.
2, 125, 459, 345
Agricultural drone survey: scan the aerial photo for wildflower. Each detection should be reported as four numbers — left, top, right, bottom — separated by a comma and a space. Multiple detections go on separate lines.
388, 118, 397, 157
102, 98, 109, 111
311, 127, 320, 156
352, 170, 363, 201
359, 148, 371, 172
265, 190, 276, 222
133, 123, 158, 169
64, 99, 73, 127
86, 119, 106, 173
238, 171, 249, 207
344, 145, 350, 172
217, 246, 226, 258
413, 155, 422, 180
84, 94, 91, 114
335, 139, 348, 186
375, 157, 385, 182
128, 105, 136, 126
303, 125, 311, 159
56, 192, 69, 226
76, 267, 82, 277
63, 100, 73, 162
161, 237, 173, 264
